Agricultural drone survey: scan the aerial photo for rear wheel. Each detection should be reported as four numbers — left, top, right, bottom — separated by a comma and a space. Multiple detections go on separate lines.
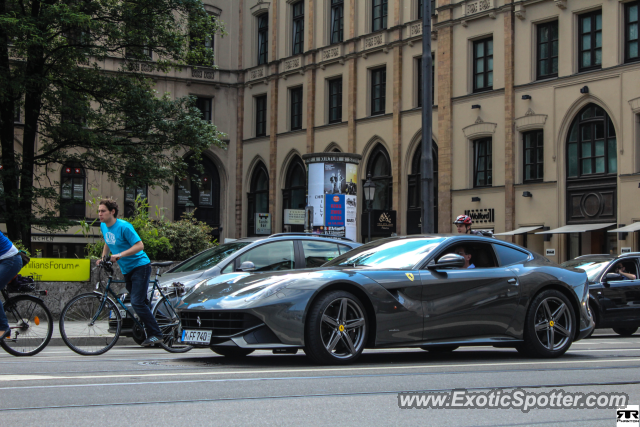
211, 347, 255, 357
304, 291, 368, 365
152, 297, 193, 353
420, 346, 459, 353
518, 290, 575, 358
59, 293, 121, 356
0, 295, 53, 356
613, 327, 638, 337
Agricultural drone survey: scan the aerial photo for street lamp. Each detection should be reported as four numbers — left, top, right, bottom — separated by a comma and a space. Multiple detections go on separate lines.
363, 173, 376, 243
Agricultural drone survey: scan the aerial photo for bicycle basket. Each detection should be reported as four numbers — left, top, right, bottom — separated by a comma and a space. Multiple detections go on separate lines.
6, 274, 36, 293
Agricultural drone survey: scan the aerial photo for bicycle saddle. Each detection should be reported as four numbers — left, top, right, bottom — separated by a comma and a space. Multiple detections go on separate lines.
150, 261, 173, 267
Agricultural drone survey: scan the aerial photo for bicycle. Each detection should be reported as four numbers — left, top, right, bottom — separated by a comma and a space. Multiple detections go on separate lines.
0, 282, 53, 356
58, 257, 192, 356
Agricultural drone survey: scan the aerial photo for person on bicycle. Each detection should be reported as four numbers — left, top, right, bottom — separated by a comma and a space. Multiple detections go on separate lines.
454, 215, 483, 235
96, 199, 162, 346
0, 234, 24, 340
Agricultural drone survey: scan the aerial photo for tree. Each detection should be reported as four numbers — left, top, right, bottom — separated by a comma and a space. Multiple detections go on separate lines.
0, 0, 225, 247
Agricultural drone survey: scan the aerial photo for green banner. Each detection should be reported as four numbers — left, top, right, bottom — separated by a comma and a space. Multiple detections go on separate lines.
20, 258, 91, 282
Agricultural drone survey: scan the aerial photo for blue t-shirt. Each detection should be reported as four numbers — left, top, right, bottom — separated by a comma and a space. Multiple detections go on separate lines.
100, 219, 150, 274
0, 233, 14, 257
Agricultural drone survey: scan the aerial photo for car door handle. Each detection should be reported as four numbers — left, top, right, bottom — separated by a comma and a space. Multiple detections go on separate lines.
508, 279, 517, 284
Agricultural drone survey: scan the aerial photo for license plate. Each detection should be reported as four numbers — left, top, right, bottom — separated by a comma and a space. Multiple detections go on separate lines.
109, 310, 128, 319
181, 330, 212, 345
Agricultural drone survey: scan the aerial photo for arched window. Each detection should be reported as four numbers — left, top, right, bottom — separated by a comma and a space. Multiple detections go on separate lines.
567, 104, 617, 178
60, 164, 86, 219
282, 156, 306, 232
407, 142, 438, 234
248, 162, 269, 236
175, 156, 221, 236
366, 145, 392, 211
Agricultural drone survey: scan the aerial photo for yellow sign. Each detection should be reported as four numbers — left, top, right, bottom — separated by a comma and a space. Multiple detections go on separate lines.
406, 273, 415, 282
20, 258, 91, 282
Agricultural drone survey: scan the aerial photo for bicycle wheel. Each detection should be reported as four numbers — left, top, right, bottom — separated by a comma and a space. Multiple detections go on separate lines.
152, 297, 193, 353
59, 293, 121, 356
0, 295, 53, 356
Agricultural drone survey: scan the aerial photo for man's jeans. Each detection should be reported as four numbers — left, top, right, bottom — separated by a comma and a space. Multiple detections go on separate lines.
0, 254, 24, 330
124, 263, 162, 338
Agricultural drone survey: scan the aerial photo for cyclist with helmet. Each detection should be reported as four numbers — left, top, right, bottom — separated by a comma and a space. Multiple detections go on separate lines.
454, 215, 483, 235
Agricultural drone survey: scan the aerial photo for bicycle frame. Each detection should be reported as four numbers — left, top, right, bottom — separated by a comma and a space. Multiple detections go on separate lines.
92, 264, 176, 331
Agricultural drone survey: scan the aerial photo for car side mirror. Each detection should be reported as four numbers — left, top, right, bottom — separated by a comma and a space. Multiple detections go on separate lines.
427, 253, 466, 269
604, 272, 623, 282
239, 261, 256, 272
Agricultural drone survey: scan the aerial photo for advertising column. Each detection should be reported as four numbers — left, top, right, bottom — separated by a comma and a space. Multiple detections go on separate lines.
303, 153, 361, 241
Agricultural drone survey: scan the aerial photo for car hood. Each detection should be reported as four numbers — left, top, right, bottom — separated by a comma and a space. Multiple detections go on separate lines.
157, 269, 219, 288
176, 267, 368, 310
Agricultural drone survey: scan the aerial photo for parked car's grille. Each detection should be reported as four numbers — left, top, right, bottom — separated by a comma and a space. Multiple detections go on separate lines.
179, 311, 262, 337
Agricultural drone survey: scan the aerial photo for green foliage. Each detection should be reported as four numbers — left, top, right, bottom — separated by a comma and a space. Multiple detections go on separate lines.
13, 240, 31, 257
0, 0, 227, 247
85, 196, 216, 261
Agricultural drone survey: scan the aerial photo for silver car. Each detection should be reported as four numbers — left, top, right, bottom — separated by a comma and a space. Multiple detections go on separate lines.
118, 233, 360, 343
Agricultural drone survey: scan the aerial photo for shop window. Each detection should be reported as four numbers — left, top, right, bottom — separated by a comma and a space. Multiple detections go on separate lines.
60, 164, 86, 219
366, 145, 392, 211
282, 156, 306, 232
407, 142, 438, 234
247, 162, 269, 236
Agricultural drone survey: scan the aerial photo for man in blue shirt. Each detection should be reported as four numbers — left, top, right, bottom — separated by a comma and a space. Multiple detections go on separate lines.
96, 199, 163, 346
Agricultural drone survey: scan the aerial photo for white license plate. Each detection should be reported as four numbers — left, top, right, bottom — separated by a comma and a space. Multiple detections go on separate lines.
181, 329, 212, 345
109, 310, 128, 319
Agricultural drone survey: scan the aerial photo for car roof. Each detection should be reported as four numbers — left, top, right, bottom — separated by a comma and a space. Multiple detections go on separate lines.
226, 234, 361, 246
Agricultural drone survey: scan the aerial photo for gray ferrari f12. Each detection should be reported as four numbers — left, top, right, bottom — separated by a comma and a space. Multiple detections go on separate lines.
176, 235, 594, 364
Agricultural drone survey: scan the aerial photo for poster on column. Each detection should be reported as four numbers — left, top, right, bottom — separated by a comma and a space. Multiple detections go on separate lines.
308, 163, 324, 226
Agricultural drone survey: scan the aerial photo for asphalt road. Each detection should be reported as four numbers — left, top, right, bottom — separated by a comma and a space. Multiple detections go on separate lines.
1, 330, 638, 427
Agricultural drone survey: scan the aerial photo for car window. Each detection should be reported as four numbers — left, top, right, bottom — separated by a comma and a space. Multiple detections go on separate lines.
338, 244, 352, 255
237, 241, 295, 272
302, 241, 340, 268
493, 244, 530, 266
605, 260, 638, 280
221, 263, 234, 274
437, 242, 498, 269
561, 258, 612, 282
325, 238, 446, 269
170, 242, 251, 273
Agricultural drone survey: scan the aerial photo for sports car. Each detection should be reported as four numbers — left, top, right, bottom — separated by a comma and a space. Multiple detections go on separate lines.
176, 235, 594, 364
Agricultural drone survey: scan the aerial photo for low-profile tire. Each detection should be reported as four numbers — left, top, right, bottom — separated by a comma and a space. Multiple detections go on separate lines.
613, 327, 638, 337
519, 289, 576, 358
586, 305, 597, 338
211, 347, 255, 357
304, 290, 368, 365
420, 346, 459, 353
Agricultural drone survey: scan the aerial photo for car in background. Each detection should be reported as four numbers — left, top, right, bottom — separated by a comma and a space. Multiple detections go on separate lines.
562, 253, 640, 337
176, 235, 593, 364
114, 233, 361, 344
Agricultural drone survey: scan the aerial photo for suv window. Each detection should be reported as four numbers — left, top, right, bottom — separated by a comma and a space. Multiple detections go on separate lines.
237, 241, 296, 272
605, 259, 638, 281
493, 244, 530, 266
302, 241, 341, 267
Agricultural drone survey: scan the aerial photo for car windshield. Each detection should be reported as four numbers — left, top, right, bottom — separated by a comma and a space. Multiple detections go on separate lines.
323, 238, 446, 269
561, 258, 611, 282
170, 242, 251, 273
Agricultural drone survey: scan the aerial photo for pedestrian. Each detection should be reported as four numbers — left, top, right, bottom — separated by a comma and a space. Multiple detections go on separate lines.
0, 234, 24, 340
96, 198, 163, 346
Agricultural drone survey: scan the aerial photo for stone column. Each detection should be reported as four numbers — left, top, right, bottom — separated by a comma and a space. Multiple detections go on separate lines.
306, 0, 316, 153
269, 1, 279, 232
347, 0, 357, 153
392, 44, 403, 234
235, 0, 245, 238
504, 3, 516, 240
436, 1, 453, 233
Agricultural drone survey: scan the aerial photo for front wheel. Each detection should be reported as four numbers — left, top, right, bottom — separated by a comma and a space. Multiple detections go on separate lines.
304, 291, 368, 365
0, 295, 53, 356
518, 290, 575, 358
613, 327, 638, 337
152, 297, 193, 353
59, 293, 121, 356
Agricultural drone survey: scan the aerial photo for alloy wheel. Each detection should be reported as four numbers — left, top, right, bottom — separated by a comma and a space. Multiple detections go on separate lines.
534, 296, 573, 351
320, 297, 366, 360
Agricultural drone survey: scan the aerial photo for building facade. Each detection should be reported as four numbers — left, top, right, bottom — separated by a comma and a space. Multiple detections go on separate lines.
13, 0, 640, 263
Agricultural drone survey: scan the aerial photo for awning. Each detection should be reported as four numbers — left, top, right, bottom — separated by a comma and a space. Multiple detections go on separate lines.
535, 223, 616, 234
608, 223, 640, 233
494, 226, 543, 236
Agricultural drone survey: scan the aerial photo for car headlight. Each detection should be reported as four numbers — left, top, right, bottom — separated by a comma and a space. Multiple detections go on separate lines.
244, 279, 294, 302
